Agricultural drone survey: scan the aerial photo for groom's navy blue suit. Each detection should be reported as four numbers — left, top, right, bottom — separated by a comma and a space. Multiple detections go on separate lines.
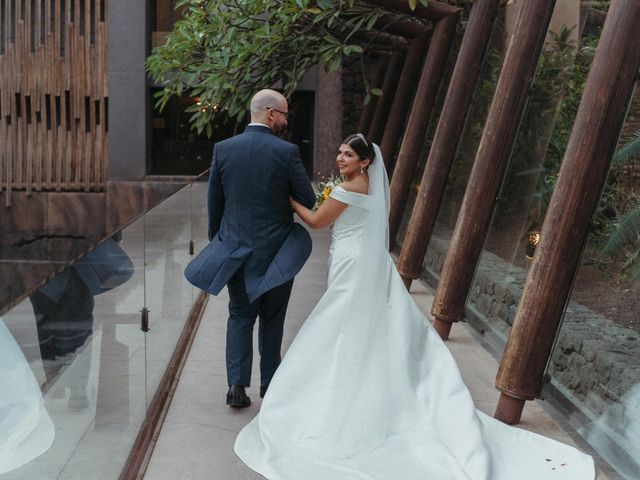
206, 124, 316, 388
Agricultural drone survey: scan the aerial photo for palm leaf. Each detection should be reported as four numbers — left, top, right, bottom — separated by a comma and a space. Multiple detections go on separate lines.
602, 200, 640, 255
622, 248, 640, 280
613, 130, 640, 164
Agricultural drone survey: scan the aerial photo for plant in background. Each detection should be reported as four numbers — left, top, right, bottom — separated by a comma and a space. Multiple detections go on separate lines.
499, 26, 577, 217
601, 130, 640, 280
146, 0, 426, 138
529, 29, 600, 223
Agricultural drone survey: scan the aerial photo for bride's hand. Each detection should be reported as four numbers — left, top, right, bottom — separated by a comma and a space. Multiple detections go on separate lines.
289, 196, 298, 209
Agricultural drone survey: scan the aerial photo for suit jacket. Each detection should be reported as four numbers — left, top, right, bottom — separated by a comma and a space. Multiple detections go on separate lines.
185, 124, 316, 302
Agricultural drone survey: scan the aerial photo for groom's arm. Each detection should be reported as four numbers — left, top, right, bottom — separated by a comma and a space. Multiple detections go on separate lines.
208, 146, 224, 241
288, 145, 316, 209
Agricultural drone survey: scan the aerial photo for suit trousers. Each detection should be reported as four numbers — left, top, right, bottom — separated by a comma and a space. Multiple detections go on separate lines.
226, 267, 294, 387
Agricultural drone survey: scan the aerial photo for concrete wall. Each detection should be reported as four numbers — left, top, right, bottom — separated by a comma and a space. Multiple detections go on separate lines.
108, 0, 148, 181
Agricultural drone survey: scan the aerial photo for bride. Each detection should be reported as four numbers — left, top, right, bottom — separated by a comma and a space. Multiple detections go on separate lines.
234, 134, 595, 479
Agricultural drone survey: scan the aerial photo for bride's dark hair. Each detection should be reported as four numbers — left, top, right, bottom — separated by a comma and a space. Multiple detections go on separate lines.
343, 133, 375, 163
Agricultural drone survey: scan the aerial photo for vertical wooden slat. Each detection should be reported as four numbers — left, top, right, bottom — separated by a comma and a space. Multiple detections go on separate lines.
56, 95, 63, 190
0, 0, 106, 195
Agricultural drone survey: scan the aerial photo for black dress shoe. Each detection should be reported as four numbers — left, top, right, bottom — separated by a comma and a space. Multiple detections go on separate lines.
226, 385, 251, 408
259, 384, 269, 398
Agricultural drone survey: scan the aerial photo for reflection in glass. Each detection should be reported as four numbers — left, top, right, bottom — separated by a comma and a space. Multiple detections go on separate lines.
0, 319, 55, 474
29, 236, 134, 409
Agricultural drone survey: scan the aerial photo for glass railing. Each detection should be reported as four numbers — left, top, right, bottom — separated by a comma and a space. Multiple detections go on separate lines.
0, 178, 208, 479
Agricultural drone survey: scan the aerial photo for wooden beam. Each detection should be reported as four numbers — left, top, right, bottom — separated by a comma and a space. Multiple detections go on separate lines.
388, 13, 458, 245
367, 51, 405, 144
378, 32, 430, 170
397, 0, 501, 288
430, 0, 558, 340
355, 28, 410, 48
357, 56, 389, 135
375, 13, 430, 37
494, 0, 640, 425
367, 0, 461, 22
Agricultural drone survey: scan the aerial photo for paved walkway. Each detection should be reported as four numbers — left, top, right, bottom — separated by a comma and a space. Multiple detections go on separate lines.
144, 227, 610, 480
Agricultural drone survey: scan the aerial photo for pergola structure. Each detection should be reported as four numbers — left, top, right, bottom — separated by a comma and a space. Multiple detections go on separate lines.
357, 0, 640, 425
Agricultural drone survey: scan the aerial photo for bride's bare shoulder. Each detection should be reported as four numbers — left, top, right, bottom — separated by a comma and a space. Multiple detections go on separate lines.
340, 177, 369, 195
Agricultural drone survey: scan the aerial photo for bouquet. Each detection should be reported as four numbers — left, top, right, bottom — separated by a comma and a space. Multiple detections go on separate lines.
315, 173, 344, 209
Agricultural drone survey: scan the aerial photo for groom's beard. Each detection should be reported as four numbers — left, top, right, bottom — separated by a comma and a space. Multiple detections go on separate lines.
273, 119, 287, 135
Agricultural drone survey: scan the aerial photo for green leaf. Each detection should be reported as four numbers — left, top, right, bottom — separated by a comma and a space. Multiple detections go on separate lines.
366, 14, 378, 30
371, 88, 383, 96
613, 130, 640, 164
145, 0, 375, 145
408, 0, 417, 10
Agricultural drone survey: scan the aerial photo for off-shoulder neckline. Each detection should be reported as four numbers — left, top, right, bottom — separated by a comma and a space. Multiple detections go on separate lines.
334, 184, 369, 197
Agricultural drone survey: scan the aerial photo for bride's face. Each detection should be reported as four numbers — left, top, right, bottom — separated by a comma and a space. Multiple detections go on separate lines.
336, 144, 367, 179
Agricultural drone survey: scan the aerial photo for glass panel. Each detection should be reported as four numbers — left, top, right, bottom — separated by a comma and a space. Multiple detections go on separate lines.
405, 20, 507, 291
191, 178, 210, 253
392, 23, 465, 250
0, 227, 146, 479
546, 95, 640, 478
461, 23, 598, 342
143, 185, 196, 404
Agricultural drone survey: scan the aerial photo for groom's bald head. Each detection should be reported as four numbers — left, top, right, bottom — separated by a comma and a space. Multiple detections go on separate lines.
250, 89, 288, 133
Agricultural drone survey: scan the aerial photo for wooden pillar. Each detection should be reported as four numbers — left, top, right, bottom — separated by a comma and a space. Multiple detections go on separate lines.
378, 33, 430, 171
368, 51, 405, 144
494, 0, 640, 425
313, 64, 343, 177
357, 57, 388, 135
430, 0, 557, 340
388, 14, 458, 245
398, 0, 501, 288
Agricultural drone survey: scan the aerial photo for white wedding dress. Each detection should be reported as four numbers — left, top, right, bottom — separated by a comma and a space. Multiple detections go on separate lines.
0, 319, 55, 474
235, 145, 594, 479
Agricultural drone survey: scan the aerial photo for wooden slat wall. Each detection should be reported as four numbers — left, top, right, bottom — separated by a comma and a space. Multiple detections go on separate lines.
0, 0, 108, 205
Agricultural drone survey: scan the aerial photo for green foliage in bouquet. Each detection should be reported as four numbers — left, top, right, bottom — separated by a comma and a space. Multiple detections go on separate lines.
315, 173, 344, 209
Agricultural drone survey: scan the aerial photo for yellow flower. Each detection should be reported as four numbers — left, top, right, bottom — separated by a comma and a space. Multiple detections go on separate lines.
322, 186, 332, 200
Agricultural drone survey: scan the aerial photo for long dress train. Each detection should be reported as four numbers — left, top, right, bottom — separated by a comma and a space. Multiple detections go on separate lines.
235, 150, 594, 479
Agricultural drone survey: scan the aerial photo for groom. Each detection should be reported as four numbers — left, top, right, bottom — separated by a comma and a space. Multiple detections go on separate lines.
206, 89, 316, 407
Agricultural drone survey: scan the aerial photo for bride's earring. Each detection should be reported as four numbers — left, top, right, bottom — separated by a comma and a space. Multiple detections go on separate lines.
360, 166, 365, 174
